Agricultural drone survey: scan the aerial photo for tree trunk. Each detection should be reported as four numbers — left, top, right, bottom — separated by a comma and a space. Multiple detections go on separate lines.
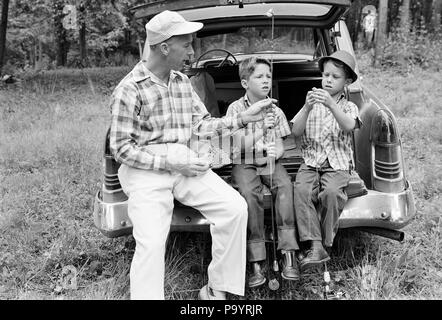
373, 0, 388, 67
433, 0, 442, 30
0, 0, 10, 75
79, 2, 87, 66
423, 0, 433, 28
53, 0, 69, 67
400, 0, 410, 30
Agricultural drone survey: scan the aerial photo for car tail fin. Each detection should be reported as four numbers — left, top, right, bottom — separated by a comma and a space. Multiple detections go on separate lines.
102, 129, 128, 203
369, 109, 406, 193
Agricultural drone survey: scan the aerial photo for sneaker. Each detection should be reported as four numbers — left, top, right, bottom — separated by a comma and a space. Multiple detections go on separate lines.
299, 241, 330, 271
248, 262, 266, 288
281, 250, 300, 281
198, 284, 226, 300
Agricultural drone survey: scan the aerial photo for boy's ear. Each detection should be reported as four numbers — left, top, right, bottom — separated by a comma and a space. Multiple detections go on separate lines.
345, 78, 353, 86
240, 79, 248, 90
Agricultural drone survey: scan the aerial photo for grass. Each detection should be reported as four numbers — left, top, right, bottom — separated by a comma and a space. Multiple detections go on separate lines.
0, 64, 441, 300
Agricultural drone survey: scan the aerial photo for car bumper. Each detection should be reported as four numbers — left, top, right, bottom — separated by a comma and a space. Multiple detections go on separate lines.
93, 183, 416, 238
338, 184, 416, 229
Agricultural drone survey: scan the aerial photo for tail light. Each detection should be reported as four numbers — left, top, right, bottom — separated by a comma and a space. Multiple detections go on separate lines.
370, 109, 405, 193
101, 129, 128, 202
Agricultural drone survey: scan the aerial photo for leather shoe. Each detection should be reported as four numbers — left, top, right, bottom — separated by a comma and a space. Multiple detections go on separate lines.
299, 241, 330, 271
248, 262, 266, 288
198, 284, 226, 300
281, 250, 300, 281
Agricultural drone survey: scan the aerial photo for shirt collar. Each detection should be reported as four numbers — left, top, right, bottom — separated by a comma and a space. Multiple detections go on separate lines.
336, 91, 346, 104
243, 93, 270, 108
132, 61, 184, 83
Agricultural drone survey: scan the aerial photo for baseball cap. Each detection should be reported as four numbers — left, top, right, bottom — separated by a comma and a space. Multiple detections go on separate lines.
318, 50, 358, 82
145, 10, 203, 46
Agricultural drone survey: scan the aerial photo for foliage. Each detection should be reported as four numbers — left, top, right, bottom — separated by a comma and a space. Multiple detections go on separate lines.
2, 0, 442, 73
4, 0, 145, 71
380, 25, 442, 72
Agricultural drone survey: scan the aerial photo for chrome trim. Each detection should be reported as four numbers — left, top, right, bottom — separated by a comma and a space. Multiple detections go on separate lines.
339, 184, 416, 229
93, 182, 416, 238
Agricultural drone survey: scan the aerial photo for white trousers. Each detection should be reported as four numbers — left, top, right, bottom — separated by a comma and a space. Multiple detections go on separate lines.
118, 164, 247, 300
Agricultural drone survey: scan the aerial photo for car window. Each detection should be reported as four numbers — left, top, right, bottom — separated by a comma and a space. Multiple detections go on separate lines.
195, 26, 316, 58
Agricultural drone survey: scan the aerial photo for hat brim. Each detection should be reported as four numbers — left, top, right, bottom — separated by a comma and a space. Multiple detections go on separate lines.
171, 21, 204, 37
318, 56, 358, 83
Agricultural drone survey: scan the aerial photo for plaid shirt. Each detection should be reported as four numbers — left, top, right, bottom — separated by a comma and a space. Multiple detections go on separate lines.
226, 94, 291, 159
293, 94, 360, 171
109, 61, 245, 170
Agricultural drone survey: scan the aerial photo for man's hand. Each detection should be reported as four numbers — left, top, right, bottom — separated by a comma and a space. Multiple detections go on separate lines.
240, 98, 278, 124
166, 157, 211, 176
165, 144, 211, 176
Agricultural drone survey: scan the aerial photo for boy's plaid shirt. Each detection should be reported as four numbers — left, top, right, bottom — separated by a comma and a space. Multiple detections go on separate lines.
109, 61, 245, 171
293, 94, 361, 171
226, 94, 291, 156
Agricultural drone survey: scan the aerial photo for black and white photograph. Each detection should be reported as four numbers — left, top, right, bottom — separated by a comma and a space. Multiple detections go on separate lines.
0, 0, 441, 305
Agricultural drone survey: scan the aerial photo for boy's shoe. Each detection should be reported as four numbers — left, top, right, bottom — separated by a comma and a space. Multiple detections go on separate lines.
299, 241, 330, 271
281, 250, 300, 281
198, 285, 226, 300
248, 262, 266, 288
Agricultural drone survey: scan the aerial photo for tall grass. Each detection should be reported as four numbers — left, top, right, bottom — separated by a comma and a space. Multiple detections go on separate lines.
0, 65, 441, 300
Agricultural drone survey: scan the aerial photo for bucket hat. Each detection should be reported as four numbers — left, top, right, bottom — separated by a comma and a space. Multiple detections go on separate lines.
318, 50, 358, 82
145, 10, 203, 46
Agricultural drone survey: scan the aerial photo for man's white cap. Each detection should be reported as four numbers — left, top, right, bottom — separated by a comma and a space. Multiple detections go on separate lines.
145, 10, 203, 45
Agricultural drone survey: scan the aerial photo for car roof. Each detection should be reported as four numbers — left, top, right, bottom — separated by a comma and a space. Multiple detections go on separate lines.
131, 1, 352, 28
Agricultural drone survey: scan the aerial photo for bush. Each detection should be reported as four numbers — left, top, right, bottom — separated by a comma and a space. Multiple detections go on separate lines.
381, 25, 442, 73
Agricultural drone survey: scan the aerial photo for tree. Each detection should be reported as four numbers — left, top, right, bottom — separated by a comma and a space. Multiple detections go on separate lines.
433, 0, 442, 30
53, 0, 69, 66
373, 0, 388, 67
78, 1, 87, 66
0, 0, 10, 74
400, 0, 410, 28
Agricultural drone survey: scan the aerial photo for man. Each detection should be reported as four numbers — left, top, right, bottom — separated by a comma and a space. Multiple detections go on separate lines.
109, 10, 276, 300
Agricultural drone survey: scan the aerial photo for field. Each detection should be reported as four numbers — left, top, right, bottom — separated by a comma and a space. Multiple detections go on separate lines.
0, 63, 441, 300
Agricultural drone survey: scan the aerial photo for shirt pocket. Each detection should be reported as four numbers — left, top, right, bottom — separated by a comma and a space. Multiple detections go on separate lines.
138, 98, 169, 133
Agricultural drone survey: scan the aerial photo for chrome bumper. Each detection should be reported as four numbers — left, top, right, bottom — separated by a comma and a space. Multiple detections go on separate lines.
338, 185, 416, 229
93, 183, 416, 238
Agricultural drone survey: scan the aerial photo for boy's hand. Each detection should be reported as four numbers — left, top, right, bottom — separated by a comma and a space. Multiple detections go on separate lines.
241, 98, 278, 124
305, 89, 316, 111
265, 142, 276, 159
312, 88, 334, 110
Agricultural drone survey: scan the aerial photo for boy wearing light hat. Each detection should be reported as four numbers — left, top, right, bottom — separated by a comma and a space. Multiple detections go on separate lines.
290, 50, 361, 271
109, 10, 276, 300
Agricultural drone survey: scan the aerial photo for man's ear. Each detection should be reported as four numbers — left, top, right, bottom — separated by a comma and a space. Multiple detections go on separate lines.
240, 79, 248, 90
159, 42, 169, 56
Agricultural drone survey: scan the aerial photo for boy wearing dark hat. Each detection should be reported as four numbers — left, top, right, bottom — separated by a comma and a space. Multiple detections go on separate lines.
290, 50, 361, 271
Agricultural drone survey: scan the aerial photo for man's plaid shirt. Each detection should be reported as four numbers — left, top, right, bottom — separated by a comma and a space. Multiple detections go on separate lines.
292, 94, 360, 171
226, 94, 291, 160
109, 61, 245, 170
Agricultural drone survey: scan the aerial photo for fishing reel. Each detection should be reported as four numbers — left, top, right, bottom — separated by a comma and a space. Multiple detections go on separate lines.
322, 270, 348, 300
268, 260, 280, 291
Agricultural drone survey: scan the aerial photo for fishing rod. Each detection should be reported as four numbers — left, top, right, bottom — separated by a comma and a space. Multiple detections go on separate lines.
264, 7, 280, 292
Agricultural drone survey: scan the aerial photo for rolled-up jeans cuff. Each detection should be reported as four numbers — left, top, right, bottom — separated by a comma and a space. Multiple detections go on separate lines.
247, 240, 266, 262
277, 227, 299, 250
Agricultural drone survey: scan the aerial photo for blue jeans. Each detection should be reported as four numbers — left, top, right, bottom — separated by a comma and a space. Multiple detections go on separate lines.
293, 162, 351, 247
232, 161, 299, 262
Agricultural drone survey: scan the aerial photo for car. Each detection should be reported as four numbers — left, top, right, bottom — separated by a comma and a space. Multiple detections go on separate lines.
93, 0, 416, 244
